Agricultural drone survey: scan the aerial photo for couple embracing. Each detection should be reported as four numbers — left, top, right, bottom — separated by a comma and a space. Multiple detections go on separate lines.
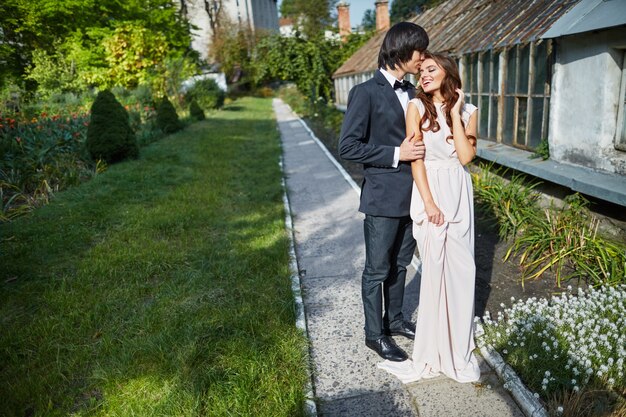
339, 22, 480, 384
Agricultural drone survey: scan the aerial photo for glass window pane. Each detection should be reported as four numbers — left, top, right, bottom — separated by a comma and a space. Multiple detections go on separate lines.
472, 54, 479, 94
490, 96, 498, 139
461, 55, 469, 90
503, 96, 515, 144
529, 97, 545, 149
482, 52, 491, 94
533, 41, 548, 95
516, 97, 528, 146
492, 51, 500, 93
506, 47, 517, 94
518, 44, 530, 94
480, 95, 489, 137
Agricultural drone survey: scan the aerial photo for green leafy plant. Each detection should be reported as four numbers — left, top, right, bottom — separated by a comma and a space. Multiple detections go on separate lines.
471, 163, 542, 239
472, 163, 625, 287
505, 194, 626, 287
184, 78, 225, 111
0, 110, 95, 220
24, 48, 88, 99
478, 285, 626, 416
86, 90, 139, 163
113, 85, 161, 145
252, 34, 341, 102
530, 138, 550, 160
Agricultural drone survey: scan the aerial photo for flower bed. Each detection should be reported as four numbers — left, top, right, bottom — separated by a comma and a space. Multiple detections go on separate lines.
478, 285, 626, 415
0, 88, 168, 221
0, 111, 95, 220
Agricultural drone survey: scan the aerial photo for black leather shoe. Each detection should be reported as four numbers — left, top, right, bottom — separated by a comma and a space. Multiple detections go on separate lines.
365, 336, 408, 362
385, 321, 416, 340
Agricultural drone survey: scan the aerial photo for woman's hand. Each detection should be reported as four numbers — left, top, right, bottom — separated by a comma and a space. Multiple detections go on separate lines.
425, 201, 444, 226
452, 88, 464, 115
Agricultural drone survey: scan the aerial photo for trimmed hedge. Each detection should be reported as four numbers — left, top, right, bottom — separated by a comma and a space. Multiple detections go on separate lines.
86, 90, 138, 163
189, 100, 205, 121
156, 97, 183, 134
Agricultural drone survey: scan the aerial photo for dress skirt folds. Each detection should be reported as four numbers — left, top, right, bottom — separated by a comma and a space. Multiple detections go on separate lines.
378, 100, 481, 384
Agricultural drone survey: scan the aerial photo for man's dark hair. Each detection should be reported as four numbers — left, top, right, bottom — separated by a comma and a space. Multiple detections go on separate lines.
378, 22, 429, 70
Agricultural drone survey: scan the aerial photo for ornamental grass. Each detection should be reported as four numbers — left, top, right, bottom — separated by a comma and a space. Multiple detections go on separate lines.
471, 162, 626, 288
0, 111, 95, 221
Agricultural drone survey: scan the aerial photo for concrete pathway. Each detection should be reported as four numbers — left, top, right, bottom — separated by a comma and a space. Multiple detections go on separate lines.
274, 98, 526, 417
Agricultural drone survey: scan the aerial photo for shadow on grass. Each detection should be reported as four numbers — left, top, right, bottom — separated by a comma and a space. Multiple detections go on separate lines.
223, 105, 245, 112
0, 100, 309, 417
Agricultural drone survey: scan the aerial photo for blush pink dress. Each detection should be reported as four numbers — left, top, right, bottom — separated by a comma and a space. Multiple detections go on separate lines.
378, 99, 481, 384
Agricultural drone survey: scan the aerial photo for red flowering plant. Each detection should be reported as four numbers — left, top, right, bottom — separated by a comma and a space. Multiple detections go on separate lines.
0, 110, 94, 220
114, 89, 160, 145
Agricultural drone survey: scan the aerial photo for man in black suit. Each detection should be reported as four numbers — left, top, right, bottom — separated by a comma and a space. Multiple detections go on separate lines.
339, 22, 429, 362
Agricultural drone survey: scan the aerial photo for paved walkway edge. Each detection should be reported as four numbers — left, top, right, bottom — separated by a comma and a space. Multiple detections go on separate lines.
476, 324, 548, 417
295, 116, 422, 272
280, 158, 318, 417
277, 98, 532, 416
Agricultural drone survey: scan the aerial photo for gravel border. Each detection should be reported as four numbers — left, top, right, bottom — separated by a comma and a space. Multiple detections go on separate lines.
280, 157, 318, 417
475, 324, 549, 417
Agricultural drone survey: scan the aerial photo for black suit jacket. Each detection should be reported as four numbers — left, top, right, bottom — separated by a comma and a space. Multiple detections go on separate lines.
339, 70, 416, 217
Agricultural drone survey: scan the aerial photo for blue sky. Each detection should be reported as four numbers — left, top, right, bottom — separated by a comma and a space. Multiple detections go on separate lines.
277, 1, 395, 29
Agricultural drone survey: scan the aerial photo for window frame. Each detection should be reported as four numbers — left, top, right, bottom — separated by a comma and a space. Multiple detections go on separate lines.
461, 40, 553, 151
615, 51, 626, 152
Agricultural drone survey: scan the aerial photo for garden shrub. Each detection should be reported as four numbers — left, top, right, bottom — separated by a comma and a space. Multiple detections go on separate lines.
184, 79, 225, 110
478, 285, 626, 416
156, 96, 182, 134
189, 100, 205, 121
86, 90, 138, 163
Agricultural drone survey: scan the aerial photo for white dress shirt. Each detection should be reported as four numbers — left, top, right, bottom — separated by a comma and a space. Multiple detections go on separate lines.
379, 68, 409, 168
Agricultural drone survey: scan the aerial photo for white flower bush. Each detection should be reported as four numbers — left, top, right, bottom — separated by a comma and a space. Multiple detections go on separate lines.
477, 285, 626, 396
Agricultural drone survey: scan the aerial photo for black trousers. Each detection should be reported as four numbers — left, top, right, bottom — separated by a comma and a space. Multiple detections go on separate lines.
362, 214, 416, 340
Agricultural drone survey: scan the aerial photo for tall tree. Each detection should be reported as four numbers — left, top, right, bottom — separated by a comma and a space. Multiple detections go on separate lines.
390, 0, 444, 23
360, 8, 376, 32
203, 0, 224, 45
1, 0, 195, 92
390, 0, 424, 23
280, 0, 337, 39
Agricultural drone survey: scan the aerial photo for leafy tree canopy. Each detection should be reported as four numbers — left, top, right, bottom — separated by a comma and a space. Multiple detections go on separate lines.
280, 0, 338, 39
0, 0, 195, 90
251, 31, 373, 103
390, 0, 445, 23
360, 9, 376, 32
390, 0, 425, 23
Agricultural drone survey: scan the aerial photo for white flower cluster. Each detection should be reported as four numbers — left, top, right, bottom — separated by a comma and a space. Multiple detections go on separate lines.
477, 285, 626, 394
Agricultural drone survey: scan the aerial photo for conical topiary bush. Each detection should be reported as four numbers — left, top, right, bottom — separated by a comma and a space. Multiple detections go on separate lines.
189, 100, 205, 121
86, 90, 139, 163
156, 97, 183, 134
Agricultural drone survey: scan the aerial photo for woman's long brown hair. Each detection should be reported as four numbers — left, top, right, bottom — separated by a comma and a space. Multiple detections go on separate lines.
416, 52, 476, 145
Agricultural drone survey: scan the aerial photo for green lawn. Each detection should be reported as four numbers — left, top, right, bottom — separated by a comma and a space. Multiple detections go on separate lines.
0, 97, 309, 416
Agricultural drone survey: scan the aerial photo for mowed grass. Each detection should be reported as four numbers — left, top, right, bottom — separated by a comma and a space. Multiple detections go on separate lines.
0, 97, 309, 416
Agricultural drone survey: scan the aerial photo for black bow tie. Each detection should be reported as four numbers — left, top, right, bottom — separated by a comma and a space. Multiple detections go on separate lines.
393, 79, 412, 91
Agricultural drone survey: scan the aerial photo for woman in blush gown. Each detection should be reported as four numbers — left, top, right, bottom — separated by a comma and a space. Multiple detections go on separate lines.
378, 52, 481, 384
